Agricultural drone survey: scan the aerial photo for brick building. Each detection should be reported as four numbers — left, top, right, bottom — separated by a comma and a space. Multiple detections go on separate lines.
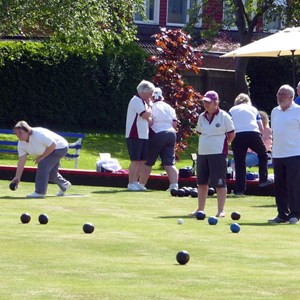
134, 0, 280, 102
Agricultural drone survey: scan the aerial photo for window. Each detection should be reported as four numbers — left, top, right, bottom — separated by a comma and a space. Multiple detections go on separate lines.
223, 0, 285, 31
263, 0, 286, 32
222, 0, 253, 30
263, 18, 283, 32
167, 0, 200, 26
168, 0, 188, 24
134, 0, 159, 24
222, 0, 236, 30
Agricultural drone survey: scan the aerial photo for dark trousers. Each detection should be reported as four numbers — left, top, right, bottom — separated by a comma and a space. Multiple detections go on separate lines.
273, 156, 300, 219
232, 131, 268, 193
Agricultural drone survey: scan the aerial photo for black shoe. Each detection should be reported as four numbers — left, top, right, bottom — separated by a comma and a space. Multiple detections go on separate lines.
259, 179, 274, 187
234, 192, 245, 196
268, 216, 288, 224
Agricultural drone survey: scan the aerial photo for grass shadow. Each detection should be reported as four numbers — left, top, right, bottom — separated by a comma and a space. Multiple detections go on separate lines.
251, 204, 276, 208
92, 189, 129, 194
0, 194, 90, 200
159, 215, 195, 219
56, 194, 90, 198
0, 196, 28, 200
92, 190, 156, 194
231, 222, 284, 227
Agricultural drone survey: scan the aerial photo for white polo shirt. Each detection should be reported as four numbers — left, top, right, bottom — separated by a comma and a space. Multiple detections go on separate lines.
18, 128, 68, 158
125, 95, 150, 139
229, 103, 261, 133
151, 100, 177, 133
271, 102, 300, 158
196, 109, 235, 155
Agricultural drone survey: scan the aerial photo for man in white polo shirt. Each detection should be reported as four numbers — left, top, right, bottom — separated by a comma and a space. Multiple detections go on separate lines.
125, 80, 155, 191
269, 84, 300, 224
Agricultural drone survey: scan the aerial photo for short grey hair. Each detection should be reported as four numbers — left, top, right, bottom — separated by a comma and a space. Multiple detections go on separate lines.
278, 84, 295, 98
137, 80, 155, 95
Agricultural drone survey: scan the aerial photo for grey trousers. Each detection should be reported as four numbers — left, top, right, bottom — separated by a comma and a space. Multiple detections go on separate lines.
35, 147, 69, 194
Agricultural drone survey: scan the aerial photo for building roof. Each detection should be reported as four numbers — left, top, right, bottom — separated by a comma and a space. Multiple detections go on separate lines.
136, 24, 273, 71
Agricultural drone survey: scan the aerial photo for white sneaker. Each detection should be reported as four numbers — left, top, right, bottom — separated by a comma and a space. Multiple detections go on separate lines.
56, 181, 72, 196
26, 192, 45, 198
127, 183, 140, 191
166, 183, 179, 191
135, 183, 147, 191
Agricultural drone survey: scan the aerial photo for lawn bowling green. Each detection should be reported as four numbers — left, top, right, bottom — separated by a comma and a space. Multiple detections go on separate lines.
2, 183, 299, 299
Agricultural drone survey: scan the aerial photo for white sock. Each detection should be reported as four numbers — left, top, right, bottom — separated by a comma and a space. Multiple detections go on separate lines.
169, 183, 178, 190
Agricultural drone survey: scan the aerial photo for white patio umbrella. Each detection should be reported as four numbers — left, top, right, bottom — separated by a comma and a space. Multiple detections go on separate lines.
221, 27, 300, 88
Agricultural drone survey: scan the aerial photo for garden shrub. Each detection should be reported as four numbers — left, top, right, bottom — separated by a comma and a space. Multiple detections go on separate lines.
0, 41, 155, 132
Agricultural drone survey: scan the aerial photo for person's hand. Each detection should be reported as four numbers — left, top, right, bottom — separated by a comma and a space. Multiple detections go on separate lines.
11, 177, 20, 185
34, 156, 44, 164
142, 109, 152, 121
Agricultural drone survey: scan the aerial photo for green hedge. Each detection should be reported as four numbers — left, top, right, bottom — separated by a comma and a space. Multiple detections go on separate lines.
247, 56, 299, 114
0, 41, 155, 132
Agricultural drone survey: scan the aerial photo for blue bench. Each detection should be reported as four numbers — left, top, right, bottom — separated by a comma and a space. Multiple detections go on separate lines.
0, 129, 85, 169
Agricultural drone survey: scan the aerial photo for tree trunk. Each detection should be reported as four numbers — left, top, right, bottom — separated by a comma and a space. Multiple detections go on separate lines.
234, 57, 249, 96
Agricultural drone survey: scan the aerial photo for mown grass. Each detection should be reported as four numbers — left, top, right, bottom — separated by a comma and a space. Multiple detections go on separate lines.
0, 182, 299, 299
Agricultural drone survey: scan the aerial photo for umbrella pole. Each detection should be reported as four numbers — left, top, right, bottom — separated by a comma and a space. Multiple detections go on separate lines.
291, 50, 296, 89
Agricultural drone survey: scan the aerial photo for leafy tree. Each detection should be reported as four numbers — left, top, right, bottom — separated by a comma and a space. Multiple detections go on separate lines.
148, 28, 203, 158
187, 0, 300, 95
0, 0, 145, 58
